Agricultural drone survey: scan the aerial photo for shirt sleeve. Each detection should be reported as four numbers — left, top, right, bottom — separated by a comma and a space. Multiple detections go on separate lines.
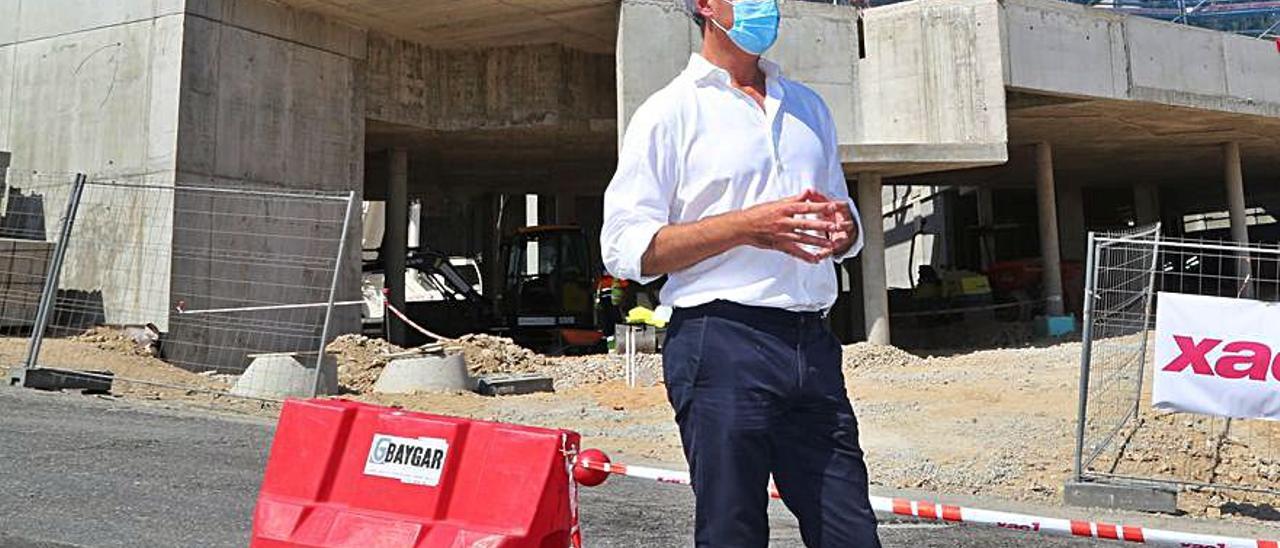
600, 103, 678, 285
818, 101, 864, 263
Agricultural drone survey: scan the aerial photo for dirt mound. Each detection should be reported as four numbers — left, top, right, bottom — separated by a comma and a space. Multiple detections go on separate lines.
842, 342, 922, 371
71, 326, 159, 357
327, 334, 403, 393
452, 333, 548, 376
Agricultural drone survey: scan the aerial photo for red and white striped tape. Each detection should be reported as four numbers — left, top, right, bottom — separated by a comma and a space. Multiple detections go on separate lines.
576, 459, 1280, 548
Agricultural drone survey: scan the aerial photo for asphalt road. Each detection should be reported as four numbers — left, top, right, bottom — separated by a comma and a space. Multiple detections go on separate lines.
0, 387, 1109, 547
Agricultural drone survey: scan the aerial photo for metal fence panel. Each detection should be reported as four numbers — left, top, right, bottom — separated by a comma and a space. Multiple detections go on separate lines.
1074, 226, 1280, 499
10, 177, 357, 400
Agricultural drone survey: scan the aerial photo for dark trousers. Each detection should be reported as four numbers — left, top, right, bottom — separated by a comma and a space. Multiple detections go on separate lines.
662, 300, 881, 548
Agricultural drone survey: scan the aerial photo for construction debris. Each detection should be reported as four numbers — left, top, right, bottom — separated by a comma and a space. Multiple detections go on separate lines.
451, 333, 548, 376
327, 334, 403, 393
72, 325, 160, 357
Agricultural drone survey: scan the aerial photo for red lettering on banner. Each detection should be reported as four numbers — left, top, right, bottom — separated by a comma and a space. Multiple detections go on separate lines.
1164, 336, 1221, 374
1215, 341, 1271, 380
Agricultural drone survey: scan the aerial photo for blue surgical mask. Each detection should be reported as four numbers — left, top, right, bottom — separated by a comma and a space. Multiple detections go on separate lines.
709, 0, 780, 56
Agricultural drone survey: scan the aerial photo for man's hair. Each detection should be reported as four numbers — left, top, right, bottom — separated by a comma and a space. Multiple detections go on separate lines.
685, 0, 706, 28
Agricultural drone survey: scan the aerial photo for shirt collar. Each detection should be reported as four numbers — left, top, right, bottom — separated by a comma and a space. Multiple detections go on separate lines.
683, 53, 786, 95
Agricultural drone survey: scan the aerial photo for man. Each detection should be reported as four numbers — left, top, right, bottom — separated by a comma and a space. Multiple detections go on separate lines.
599, 0, 880, 546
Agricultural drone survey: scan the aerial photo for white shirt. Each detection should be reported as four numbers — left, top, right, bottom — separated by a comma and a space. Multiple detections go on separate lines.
601, 54, 864, 312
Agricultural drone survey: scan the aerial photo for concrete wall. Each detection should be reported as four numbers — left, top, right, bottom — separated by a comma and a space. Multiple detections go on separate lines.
178, 0, 366, 190
0, 1, 187, 327
616, 0, 859, 144
855, 0, 1007, 146
1002, 0, 1280, 117
0, 0, 365, 368
168, 0, 366, 369
366, 34, 615, 131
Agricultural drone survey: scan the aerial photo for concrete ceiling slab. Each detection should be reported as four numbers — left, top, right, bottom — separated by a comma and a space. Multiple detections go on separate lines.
892, 91, 1280, 190
274, 0, 618, 53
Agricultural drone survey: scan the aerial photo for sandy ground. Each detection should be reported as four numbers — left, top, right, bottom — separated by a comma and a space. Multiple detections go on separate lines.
4, 329, 1279, 526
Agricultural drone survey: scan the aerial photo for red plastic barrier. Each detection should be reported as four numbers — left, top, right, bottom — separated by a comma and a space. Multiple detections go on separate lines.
251, 399, 580, 547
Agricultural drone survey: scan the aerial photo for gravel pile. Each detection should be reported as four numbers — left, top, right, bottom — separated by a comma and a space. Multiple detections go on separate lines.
327, 334, 403, 393
542, 353, 664, 388
452, 333, 549, 376
841, 342, 922, 372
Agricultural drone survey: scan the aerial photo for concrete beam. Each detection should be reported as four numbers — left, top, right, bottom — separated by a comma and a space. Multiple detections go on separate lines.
857, 172, 890, 345
1036, 143, 1065, 317
840, 143, 1006, 178
1003, 0, 1280, 118
366, 34, 614, 133
386, 148, 409, 345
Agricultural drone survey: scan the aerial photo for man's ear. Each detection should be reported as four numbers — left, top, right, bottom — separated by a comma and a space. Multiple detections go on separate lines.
696, 0, 716, 23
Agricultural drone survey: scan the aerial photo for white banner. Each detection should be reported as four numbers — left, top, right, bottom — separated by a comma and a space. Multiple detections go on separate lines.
1153, 292, 1280, 421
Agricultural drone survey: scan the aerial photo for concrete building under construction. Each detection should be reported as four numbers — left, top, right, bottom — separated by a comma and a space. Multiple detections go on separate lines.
1, 0, 1278, 350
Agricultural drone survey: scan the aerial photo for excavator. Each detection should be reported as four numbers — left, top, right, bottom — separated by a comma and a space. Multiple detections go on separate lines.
363, 226, 604, 354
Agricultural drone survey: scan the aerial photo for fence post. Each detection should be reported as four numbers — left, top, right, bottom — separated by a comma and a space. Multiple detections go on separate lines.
1072, 231, 1099, 482
20, 174, 87, 373
311, 190, 357, 398
1130, 224, 1162, 418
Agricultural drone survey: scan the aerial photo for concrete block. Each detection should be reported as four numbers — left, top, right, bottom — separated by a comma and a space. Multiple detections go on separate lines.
373, 352, 472, 394
857, 0, 1006, 145
10, 367, 114, 394
230, 353, 338, 399
1223, 33, 1280, 106
616, 0, 696, 142
1126, 17, 1227, 98
1064, 480, 1178, 514
474, 373, 555, 397
1003, 1, 1123, 98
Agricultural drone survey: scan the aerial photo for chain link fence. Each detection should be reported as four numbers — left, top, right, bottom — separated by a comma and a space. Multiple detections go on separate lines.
1073, 225, 1280, 499
5, 174, 358, 401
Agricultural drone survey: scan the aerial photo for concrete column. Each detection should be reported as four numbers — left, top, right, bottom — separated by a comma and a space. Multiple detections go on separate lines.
1133, 183, 1160, 225
1035, 143, 1066, 317
1224, 142, 1249, 247
386, 148, 409, 345
976, 187, 995, 269
1224, 142, 1252, 298
1058, 182, 1086, 262
857, 172, 890, 345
